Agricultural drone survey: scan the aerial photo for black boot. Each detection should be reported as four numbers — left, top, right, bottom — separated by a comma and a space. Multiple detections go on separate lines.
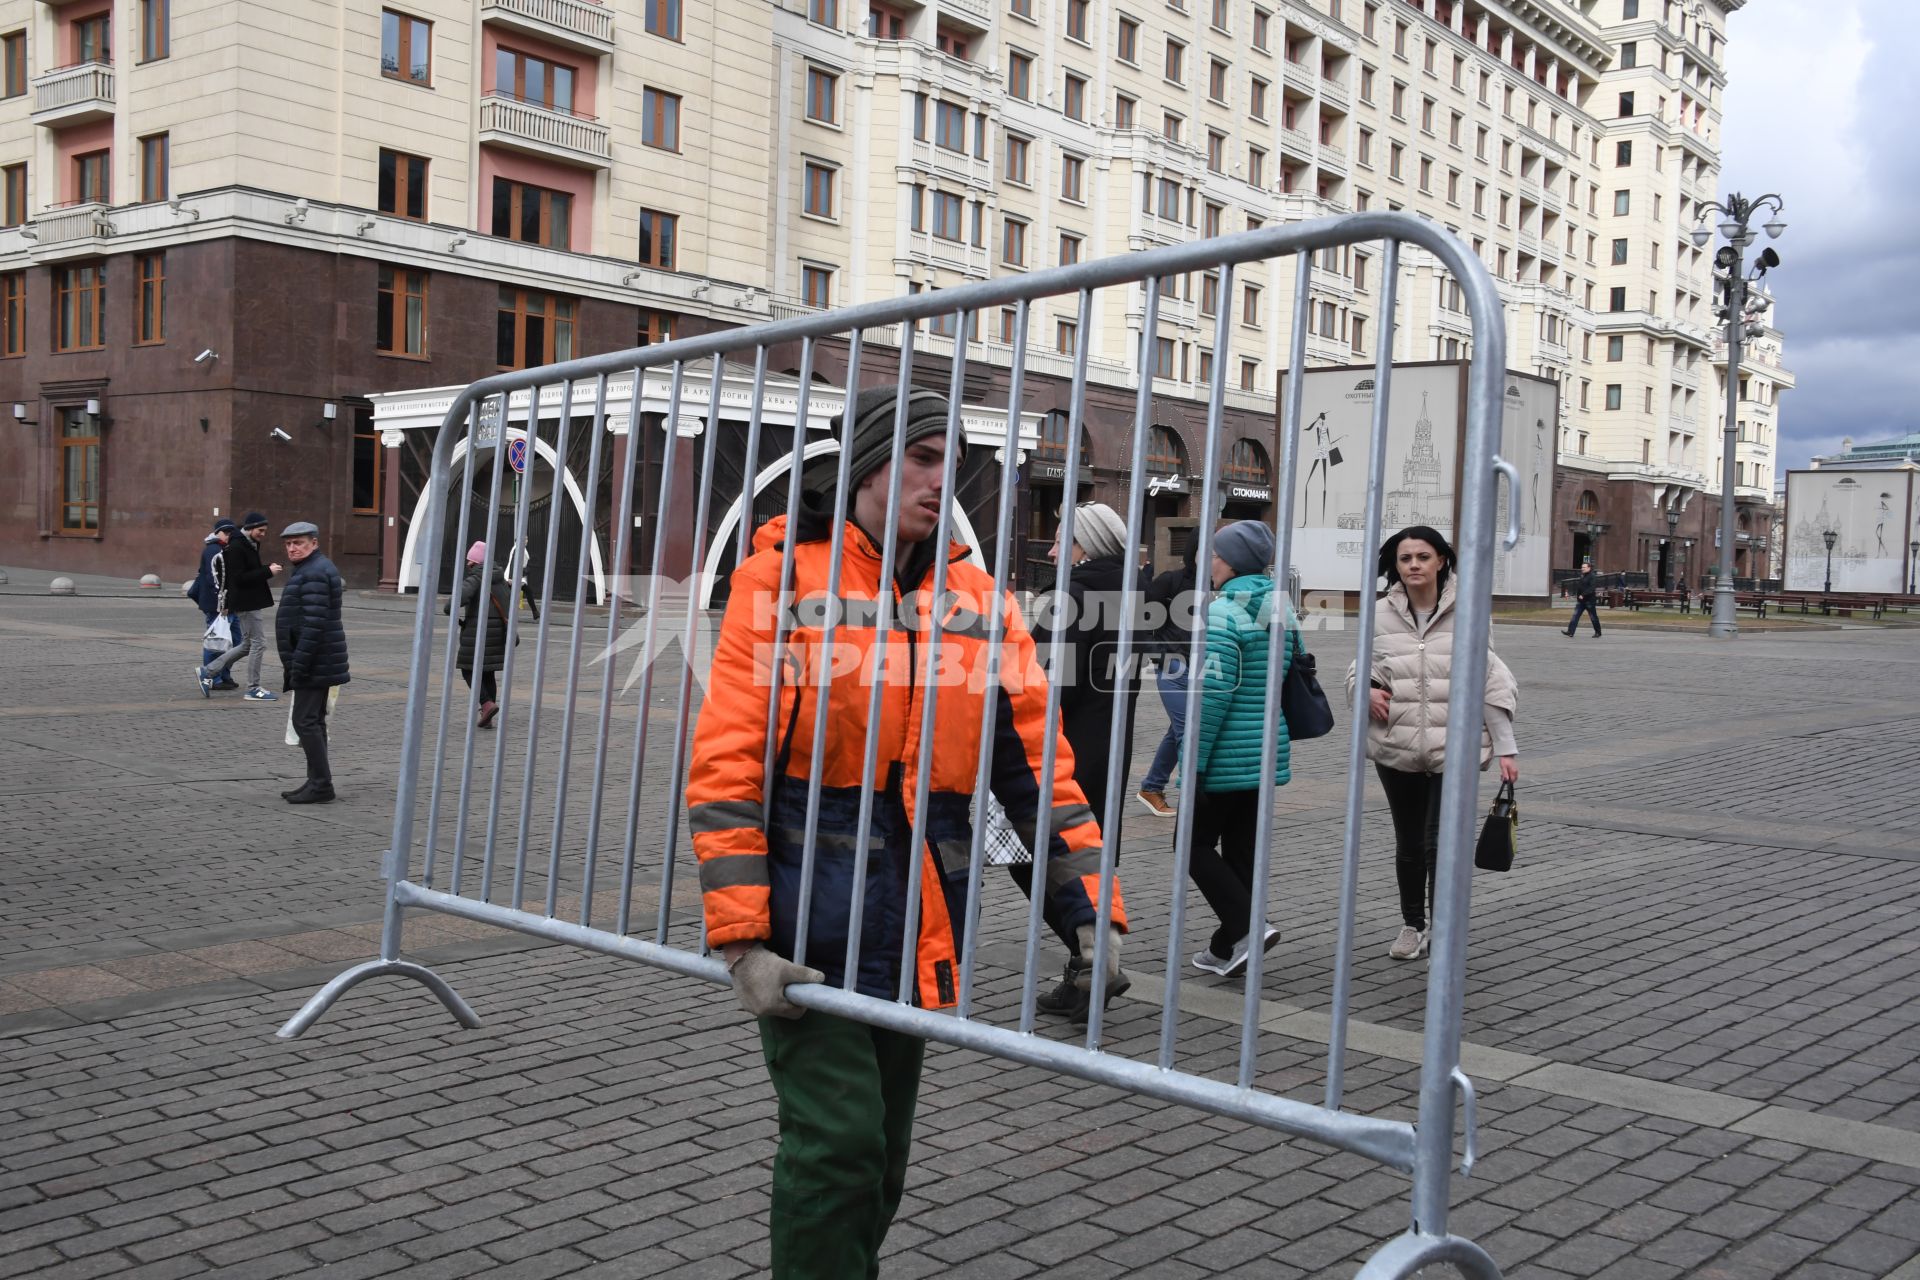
1070, 965, 1133, 1026
1036, 956, 1091, 1018
286, 781, 336, 804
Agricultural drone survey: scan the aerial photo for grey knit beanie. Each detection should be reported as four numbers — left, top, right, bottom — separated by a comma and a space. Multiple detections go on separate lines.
1070, 503, 1128, 560
1213, 520, 1275, 579
824, 387, 962, 489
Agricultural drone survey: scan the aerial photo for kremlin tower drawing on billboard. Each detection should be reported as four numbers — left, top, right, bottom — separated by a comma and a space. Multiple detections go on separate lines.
1383, 392, 1452, 528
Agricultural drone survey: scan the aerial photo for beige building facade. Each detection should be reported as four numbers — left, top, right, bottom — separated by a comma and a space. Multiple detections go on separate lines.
0, 0, 1790, 591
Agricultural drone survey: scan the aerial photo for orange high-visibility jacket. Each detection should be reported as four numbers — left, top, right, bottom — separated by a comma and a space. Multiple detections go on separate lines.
687, 510, 1127, 1007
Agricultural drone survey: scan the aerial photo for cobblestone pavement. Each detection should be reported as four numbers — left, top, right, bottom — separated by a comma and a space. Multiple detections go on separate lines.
4, 574, 1920, 1279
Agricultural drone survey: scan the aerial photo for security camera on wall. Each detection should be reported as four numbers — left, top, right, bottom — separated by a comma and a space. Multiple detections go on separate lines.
194, 349, 218, 364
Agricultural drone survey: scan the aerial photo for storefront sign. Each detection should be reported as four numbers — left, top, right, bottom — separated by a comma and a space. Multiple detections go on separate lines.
1147, 473, 1190, 495
1031, 462, 1069, 482
1226, 484, 1272, 503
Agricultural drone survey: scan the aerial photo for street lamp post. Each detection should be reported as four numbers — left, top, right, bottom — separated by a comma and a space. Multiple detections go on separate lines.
1908, 539, 1917, 595
1664, 505, 1680, 589
1693, 193, 1786, 639
1823, 528, 1837, 595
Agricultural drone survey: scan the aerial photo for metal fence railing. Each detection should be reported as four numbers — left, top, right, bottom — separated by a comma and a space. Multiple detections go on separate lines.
281, 210, 1513, 1279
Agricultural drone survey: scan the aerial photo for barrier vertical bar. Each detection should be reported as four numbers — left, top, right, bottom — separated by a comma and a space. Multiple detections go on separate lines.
544, 374, 611, 918
511, 388, 576, 912
451, 392, 512, 896
957, 300, 1030, 1018
481, 380, 560, 902
422, 398, 486, 890
1236, 255, 1314, 1086
649, 357, 729, 943
896, 313, 970, 1005
1016, 288, 1094, 1034
792, 333, 865, 963
1327, 239, 1400, 1108
759, 340, 815, 800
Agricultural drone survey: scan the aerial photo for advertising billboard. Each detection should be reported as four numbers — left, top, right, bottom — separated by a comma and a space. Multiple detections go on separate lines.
1783, 470, 1917, 594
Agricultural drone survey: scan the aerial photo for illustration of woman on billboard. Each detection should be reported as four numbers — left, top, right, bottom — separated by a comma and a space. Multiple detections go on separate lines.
1300, 411, 1341, 527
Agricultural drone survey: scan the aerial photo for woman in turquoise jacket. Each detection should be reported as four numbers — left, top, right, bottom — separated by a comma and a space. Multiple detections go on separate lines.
1183, 520, 1302, 976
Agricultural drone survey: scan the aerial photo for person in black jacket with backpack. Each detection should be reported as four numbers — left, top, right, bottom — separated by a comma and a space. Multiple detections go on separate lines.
200, 512, 283, 700
275, 522, 350, 803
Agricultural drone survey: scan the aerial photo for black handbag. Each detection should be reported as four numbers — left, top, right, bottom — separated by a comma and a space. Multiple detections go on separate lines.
1280, 644, 1335, 740
1475, 780, 1518, 872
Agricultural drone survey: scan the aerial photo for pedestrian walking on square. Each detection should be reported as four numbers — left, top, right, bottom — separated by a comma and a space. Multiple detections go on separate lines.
1348, 527, 1519, 961
1009, 501, 1141, 1021
187, 518, 242, 690
1136, 536, 1202, 819
448, 541, 537, 730
1564, 558, 1602, 637
199, 512, 282, 700
1183, 519, 1302, 978
685, 387, 1127, 1280
275, 522, 349, 804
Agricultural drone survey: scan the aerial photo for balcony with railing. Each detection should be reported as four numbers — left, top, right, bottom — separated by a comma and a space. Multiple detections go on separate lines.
479, 0, 614, 54
1282, 60, 1316, 95
1280, 127, 1314, 162
31, 61, 113, 126
1320, 74, 1349, 110
31, 200, 113, 246
1317, 140, 1347, 172
478, 94, 612, 168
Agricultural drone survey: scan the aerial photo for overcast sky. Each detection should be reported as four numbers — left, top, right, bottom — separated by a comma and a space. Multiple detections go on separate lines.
1718, 0, 1920, 469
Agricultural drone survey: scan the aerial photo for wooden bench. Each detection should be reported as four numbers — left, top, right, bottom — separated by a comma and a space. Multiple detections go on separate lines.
1814, 597, 1886, 620
1623, 589, 1691, 613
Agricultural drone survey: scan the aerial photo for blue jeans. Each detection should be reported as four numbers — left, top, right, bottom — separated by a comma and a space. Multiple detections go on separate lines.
1140, 658, 1188, 794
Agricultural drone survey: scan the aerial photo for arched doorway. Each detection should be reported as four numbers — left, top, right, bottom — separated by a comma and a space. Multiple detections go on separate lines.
1144, 425, 1190, 564
1021, 410, 1095, 589
1222, 438, 1274, 522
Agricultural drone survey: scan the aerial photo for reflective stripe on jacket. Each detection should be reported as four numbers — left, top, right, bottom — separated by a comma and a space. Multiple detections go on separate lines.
686, 513, 1127, 1008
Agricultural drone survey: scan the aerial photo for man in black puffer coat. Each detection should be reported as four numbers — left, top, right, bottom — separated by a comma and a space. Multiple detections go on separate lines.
275, 522, 351, 803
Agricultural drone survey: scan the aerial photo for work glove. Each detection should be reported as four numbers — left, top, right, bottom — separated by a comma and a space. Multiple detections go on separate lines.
726, 944, 825, 1020
1072, 924, 1124, 991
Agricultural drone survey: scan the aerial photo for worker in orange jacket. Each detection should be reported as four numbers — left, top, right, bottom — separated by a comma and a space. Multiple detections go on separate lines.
687, 386, 1127, 1279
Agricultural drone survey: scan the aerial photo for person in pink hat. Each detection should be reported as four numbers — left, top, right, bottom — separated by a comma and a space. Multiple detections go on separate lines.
446, 541, 537, 728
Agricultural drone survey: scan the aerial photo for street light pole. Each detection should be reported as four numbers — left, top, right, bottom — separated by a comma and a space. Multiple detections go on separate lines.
1693, 193, 1786, 639
1910, 539, 1918, 596
1823, 528, 1836, 595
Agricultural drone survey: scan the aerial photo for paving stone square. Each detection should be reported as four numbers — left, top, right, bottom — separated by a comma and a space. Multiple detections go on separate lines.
3, 573, 1919, 1278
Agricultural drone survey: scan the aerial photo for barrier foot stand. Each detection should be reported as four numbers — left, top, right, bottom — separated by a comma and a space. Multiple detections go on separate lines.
275, 959, 482, 1039
1355, 1230, 1504, 1280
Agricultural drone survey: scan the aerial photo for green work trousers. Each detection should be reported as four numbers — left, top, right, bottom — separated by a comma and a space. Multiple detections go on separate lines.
758, 1010, 926, 1280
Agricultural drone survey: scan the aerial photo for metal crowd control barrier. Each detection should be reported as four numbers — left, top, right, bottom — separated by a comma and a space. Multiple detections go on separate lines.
282, 210, 1511, 1280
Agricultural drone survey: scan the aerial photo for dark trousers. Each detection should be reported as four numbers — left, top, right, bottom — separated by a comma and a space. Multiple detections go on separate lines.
1186, 788, 1263, 956
1566, 599, 1602, 636
291, 688, 332, 787
759, 1011, 925, 1280
1375, 765, 1444, 930
1005, 762, 1116, 959
460, 668, 498, 704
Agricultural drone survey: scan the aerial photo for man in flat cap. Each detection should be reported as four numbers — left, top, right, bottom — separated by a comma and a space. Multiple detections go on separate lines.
275, 522, 350, 803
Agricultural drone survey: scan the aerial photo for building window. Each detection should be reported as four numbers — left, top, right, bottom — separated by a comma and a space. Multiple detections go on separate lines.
1616, 140, 1632, 166
1239, 359, 1258, 391
2, 31, 25, 97
642, 87, 681, 150
801, 264, 832, 308
1002, 217, 1026, 266
930, 99, 962, 151
490, 178, 571, 249
930, 190, 964, 241
1606, 335, 1623, 361
1248, 146, 1266, 186
352, 411, 381, 514
1061, 152, 1083, 200
1619, 91, 1635, 117
497, 287, 575, 370
936, 23, 971, 58
1608, 286, 1626, 311
1059, 232, 1081, 265
1165, 38, 1184, 84
806, 67, 838, 123
1209, 58, 1229, 102
496, 46, 577, 112
867, 3, 905, 35
1063, 73, 1086, 120
1005, 133, 1029, 183
378, 149, 428, 220
1242, 283, 1260, 327
1605, 383, 1622, 410
74, 150, 110, 205
141, 0, 169, 60
53, 262, 105, 352
134, 252, 164, 345
1153, 336, 1176, 379
75, 13, 109, 63
57, 408, 100, 534
0, 271, 23, 357
1619, 42, 1637, 69
1162, 112, 1181, 144
1611, 238, 1629, 265
1066, 0, 1088, 40
376, 264, 427, 356
380, 10, 431, 86
1207, 130, 1225, 173
810, 0, 838, 24
1210, 0, 1228, 30
1252, 8, 1269, 49
1614, 189, 1630, 215
2, 164, 23, 227
1250, 76, 1268, 119
1055, 319, 1076, 356
637, 309, 675, 345
803, 162, 835, 218
1115, 93, 1135, 128
645, 0, 682, 40
1117, 16, 1138, 62
138, 133, 169, 203
637, 207, 677, 267
1007, 52, 1032, 99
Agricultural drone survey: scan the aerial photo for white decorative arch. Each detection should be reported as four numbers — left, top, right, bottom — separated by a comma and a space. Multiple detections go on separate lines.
697, 440, 986, 609
398, 432, 607, 605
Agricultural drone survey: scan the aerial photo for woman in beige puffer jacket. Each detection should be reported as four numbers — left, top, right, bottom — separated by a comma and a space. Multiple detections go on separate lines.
1345, 526, 1518, 961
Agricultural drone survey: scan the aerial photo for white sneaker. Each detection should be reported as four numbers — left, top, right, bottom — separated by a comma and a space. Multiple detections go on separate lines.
1388, 926, 1429, 961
